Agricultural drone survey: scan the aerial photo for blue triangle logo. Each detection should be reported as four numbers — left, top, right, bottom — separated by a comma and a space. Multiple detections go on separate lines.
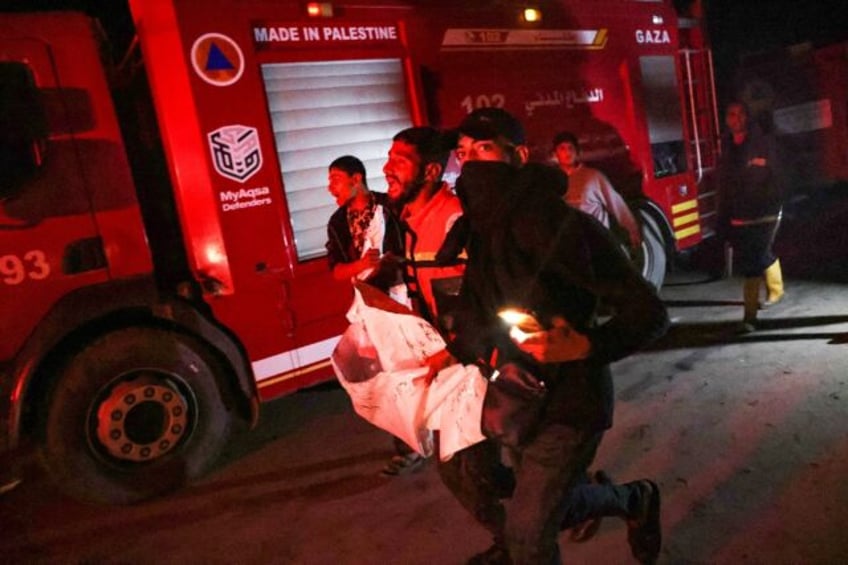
206, 43, 235, 71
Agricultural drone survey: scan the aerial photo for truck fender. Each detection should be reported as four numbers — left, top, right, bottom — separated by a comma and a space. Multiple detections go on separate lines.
632, 198, 675, 256
6, 276, 257, 451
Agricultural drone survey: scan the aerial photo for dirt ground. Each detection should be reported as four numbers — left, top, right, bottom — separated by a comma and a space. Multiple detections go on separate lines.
2, 190, 848, 564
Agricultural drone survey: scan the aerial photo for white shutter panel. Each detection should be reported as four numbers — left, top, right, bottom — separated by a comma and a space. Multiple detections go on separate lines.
261, 58, 413, 261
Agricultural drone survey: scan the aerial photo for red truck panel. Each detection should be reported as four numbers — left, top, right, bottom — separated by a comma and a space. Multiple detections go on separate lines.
124, 0, 716, 399
0, 13, 152, 361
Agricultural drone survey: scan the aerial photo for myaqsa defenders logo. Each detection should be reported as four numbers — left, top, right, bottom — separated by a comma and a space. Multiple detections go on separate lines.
208, 125, 263, 183
191, 33, 245, 86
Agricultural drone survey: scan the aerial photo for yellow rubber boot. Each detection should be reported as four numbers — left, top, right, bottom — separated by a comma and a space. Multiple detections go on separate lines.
763, 259, 784, 307
741, 277, 760, 332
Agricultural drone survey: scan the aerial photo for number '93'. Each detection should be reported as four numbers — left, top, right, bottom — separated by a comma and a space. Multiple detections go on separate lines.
1, 250, 51, 285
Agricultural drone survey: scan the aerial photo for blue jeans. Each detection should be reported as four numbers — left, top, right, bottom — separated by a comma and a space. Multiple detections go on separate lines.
439, 426, 637, 564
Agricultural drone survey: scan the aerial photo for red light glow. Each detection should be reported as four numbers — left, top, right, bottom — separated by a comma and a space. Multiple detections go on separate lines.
306, 2, 333, 17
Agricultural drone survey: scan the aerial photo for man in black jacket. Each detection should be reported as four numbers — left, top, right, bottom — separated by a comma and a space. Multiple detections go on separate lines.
716, 100, 785, 331
324, 155, 423, 475
433, 108, 669, 564
325, 155, 406, 297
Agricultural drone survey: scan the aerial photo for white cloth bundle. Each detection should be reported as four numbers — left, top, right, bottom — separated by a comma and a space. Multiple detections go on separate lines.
331, 283, 487, 460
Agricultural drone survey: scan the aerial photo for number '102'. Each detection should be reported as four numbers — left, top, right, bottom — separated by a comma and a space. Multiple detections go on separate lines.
460, 94, 505, 113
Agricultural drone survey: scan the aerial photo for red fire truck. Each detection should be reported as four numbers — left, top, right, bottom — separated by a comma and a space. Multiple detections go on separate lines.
0, 0, 718, 504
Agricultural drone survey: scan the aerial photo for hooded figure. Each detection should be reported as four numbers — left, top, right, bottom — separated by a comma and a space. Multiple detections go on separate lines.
434, 108, 669, 565
450, 159, 665, 430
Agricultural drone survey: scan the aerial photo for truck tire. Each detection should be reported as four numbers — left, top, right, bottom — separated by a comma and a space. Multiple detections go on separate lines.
636, 209, 667, 289
41, 327, 234, 505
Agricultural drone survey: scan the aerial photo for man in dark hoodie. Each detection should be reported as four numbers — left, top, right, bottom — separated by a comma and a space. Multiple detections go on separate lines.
431, 108, 669, 564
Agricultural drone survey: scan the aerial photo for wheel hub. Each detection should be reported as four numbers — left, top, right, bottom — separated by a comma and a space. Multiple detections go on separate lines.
95, 376, 190, 463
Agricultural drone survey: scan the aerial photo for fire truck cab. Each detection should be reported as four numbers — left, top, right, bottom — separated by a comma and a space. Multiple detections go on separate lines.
0, 0, 717, 504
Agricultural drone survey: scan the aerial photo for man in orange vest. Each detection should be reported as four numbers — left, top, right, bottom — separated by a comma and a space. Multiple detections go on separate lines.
383, 126, 466, 332
378, 126, 465, 475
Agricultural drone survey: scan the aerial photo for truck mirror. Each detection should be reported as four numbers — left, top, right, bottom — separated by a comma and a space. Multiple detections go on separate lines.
0, 61, 48, 199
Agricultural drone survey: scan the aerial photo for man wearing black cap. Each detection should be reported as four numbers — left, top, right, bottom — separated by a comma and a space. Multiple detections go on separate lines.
433, 107, 669, 564
454, 107, 530, 168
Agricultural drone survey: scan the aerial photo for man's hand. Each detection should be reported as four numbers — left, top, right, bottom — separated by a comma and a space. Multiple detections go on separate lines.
510, 316, 591, 363
359, 248, 381, 271
379, 251, 403, 266
424, 348, 457, 384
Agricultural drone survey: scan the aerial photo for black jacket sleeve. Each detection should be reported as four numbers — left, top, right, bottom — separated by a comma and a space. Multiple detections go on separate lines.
325, 206, 352, 271
518, 193, 669, 364
576, 214, 669, 362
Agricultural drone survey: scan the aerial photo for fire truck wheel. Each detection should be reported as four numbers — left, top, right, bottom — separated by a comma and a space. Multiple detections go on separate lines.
637, 210, 667, 289
41, 327, 234, 505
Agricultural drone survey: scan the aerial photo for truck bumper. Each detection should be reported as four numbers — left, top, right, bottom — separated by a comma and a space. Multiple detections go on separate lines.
0, 364, 12, 454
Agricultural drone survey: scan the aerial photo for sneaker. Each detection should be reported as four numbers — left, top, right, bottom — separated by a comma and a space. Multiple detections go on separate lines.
737, 320, 757, 334
380, 452, 427, 476
568, 469, 613, 543
467, 543, 510, 565
763, 293, 784, 308
627, 480, 662, 565
0, 477, 22, 496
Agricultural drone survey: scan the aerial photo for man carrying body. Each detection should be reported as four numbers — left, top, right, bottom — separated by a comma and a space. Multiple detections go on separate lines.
434, 108, 668, 564
378, 126, 465, 475
324, 155, 418, 475
383, 126, 465, 332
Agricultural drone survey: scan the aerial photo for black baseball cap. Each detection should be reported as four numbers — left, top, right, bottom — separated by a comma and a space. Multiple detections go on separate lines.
456, 107, 526, 145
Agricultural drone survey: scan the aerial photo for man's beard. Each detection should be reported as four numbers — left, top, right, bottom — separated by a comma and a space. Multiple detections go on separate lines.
389, 174, 427, 212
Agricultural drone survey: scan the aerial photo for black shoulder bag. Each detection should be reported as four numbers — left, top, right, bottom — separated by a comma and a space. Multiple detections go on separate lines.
480, 356, 548, 448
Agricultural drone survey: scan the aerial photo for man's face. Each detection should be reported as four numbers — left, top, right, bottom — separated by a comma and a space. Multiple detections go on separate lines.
725, 103, 749, 136
553, 141, 580, 169
327, 168, 361, 207
455, 134, 515, 167
383, 139, 425, 206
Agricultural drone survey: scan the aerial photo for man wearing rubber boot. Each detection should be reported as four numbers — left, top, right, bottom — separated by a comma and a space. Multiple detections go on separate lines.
717, 100, 785, 332
430, 108, 669, 564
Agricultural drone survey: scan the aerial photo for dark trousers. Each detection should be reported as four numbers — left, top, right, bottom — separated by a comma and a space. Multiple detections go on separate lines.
439, 425, 637, 564
731, 220, 780, 277
393, 434, 415, 456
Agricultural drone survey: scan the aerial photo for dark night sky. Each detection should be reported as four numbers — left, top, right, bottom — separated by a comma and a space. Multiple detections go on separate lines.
8, 1, 848, 60
5, 0, 848, 98
706, 0, 848, 52
705, 0, 848, 93
8, 1, 848, 49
